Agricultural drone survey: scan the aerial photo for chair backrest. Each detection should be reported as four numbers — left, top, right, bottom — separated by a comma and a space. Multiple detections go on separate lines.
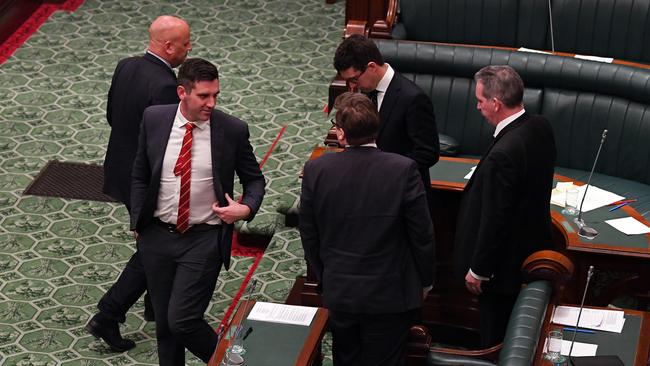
394, 0, 650, 63
375, 39, 650, 185
498, 280, 553, 365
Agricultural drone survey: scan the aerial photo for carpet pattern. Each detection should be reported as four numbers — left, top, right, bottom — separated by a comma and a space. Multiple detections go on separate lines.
0, 0, 342, 364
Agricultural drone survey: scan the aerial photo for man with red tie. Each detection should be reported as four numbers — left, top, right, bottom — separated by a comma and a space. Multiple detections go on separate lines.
130, 58, 265, 365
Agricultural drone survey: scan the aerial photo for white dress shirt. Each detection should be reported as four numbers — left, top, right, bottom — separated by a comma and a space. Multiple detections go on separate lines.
493, 108, 526, 138
155, 105, 221, 226
374, 64, 395, 111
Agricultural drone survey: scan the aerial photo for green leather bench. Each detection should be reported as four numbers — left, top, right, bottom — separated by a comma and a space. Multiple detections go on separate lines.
374, 38, 650, 215
364, 0, 650, 64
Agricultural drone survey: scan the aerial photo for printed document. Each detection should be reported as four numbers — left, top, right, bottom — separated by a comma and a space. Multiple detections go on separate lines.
247, 302, 317, 326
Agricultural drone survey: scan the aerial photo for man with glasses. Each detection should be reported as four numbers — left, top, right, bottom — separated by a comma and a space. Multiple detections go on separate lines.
300, 92, 435, 366
333, 35, 439, 197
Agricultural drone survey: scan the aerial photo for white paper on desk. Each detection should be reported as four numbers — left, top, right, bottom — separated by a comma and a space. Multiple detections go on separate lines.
518, 47, 553, 54
247, 302, 317, 326
552, 306, 625, 333
574, 54, 614, 63
543, 338, 598, 357
605, 216, 650, 235
575, 185, 624, 212
464, 166, 476, 179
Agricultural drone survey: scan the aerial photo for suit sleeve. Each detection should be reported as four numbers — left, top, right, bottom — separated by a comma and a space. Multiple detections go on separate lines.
298, 161, 323, 283
105, 62, 123, 127
402, 162, 436, 287
151, 82, 180, 106
405, 92, 439, 169
470, 151, 518, 277
129, 110, 152, 230
235, 124, 265, 221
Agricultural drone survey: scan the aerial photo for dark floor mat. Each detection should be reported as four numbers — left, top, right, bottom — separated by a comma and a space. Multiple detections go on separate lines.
23, 160, 118, 202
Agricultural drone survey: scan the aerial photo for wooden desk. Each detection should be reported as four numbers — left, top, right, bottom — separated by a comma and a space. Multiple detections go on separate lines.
534, 306, 650, 366
208, 301, 328, 366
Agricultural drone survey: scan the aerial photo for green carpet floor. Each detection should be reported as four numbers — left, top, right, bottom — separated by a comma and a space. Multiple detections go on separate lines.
0, 0, 343, 364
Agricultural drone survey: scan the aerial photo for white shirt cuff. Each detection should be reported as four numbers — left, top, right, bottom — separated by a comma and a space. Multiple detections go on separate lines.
469, 268, 490, 281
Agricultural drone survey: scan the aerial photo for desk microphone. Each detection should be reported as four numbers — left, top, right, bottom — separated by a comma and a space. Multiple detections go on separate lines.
568, 265, 594, 360
574, 130, 607, 240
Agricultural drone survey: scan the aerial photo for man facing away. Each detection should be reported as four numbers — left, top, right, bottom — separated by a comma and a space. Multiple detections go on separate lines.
299, 92, 435, 366
131, 58, 265, 365
88, 15, 192, 352
333, 34, 440, 196
454, 65, 556, 347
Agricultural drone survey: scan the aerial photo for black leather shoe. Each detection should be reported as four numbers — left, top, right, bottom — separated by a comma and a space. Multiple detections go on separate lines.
85, 314, 136, 352
143, 294, 155, 322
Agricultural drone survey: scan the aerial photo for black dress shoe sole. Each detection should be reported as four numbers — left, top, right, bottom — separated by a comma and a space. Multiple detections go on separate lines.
84, 322, 136, 353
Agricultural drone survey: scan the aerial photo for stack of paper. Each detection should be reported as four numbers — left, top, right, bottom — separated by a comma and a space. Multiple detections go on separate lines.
464, 166, 476, 180
543, 338, 598, 357
550, 182, 576, 207
247, 302, 317, 326
605, 217, 650, 235
552, 306, 625, 333
549, 182, 624, 212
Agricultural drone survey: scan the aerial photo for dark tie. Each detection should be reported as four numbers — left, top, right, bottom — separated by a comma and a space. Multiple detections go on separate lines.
174, 122, 194, 233
367, 90, 379, 108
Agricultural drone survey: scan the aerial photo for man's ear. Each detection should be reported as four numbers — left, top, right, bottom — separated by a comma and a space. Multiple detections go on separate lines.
336, 127, 346, 145
177, 85, 186, 100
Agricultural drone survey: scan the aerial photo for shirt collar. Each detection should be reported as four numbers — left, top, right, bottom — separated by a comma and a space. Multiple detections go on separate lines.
146, 49, 172, 70
345, 142, 377, 148
175, 104, 210, 130
493, 108, 525, 137
375, 63, 394, 94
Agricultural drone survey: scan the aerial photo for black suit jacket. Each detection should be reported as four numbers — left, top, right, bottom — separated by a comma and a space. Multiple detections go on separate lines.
454, 113, 556, 293
130, 104, 265, 269
377, 73, 440, 186
299, 147, 435, 314
103, 52, 179, 206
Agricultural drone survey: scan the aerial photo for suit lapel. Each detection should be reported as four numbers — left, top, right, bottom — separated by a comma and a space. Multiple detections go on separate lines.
152, 107, 176, 180
210, 111, 225, 203
377, 75, 401, 141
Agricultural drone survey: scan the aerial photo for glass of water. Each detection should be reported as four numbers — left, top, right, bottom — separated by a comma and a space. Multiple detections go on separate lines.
545, 330, 566, 363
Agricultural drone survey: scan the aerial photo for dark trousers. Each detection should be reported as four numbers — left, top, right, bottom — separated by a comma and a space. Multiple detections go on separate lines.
97, 251, 148, 323
328, 308, 418, 366
97, 203, 150, 323
478, 291, 518, 348
138, 221, 223, 366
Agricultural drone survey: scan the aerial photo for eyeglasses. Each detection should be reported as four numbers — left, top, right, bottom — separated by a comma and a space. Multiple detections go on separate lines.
342, 66, 367, 85
330, 118, 340, 128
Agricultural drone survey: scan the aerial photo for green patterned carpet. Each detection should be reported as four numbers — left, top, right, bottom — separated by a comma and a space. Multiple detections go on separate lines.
0, 0, 342, 364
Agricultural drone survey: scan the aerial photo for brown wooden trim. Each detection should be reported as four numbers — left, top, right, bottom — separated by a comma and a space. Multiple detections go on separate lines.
440, 156, 479, 164
430, 180, 465, 191
296, 308, 329, 366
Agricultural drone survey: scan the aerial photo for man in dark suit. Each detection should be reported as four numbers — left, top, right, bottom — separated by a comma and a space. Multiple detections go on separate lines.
131, 58, 265, 365
300, 92, 435, 366
333, 35, 439, 192
454, 65, 556, 347
88, 15, 192, 352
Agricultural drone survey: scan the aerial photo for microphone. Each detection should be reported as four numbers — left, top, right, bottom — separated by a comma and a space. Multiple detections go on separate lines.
568, 266, 594, 359
574, 130, 607, 240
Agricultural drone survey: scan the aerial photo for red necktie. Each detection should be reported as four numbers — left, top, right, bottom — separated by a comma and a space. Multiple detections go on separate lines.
174, 122, 194, 233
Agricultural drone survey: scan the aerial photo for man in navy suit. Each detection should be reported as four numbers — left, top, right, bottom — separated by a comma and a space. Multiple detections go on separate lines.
300, 92, 435, 366
88, 15, 192, 352
131, 58, 265, 365
333, 35, 439, 194
454, 65, 555, 347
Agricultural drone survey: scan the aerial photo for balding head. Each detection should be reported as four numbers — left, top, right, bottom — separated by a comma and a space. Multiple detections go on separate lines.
148, 15, 191, 68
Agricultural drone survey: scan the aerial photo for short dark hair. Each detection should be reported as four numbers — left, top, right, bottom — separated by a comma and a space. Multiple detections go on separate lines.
474, 65, 524, 108
333, 34, 384, 73
334, 92, 379, 146
177, 58, 219, 92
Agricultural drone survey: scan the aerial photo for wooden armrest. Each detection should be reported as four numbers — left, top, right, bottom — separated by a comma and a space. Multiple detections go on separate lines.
345, 20, 368, 38
431, 343, 502, 361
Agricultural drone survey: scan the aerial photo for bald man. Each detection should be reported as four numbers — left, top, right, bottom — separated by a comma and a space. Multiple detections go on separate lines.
89, 15, 192, 352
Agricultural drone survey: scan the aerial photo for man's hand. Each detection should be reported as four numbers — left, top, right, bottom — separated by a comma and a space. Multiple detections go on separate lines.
211, 193, 251, 224
133, 231, 139, 241
465, 271, 483, 295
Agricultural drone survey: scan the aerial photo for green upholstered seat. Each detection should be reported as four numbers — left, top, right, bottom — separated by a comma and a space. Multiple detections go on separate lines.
375, 39, 650, 192
427, 280, 552, 366
390, 0, 650, 64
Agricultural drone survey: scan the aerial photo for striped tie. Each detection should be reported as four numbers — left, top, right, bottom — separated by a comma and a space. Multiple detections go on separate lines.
174, 122, 194, 233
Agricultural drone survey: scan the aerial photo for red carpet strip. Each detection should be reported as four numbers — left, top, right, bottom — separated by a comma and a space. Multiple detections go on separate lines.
219, 125, 288, 332
0, 0, 84, 65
